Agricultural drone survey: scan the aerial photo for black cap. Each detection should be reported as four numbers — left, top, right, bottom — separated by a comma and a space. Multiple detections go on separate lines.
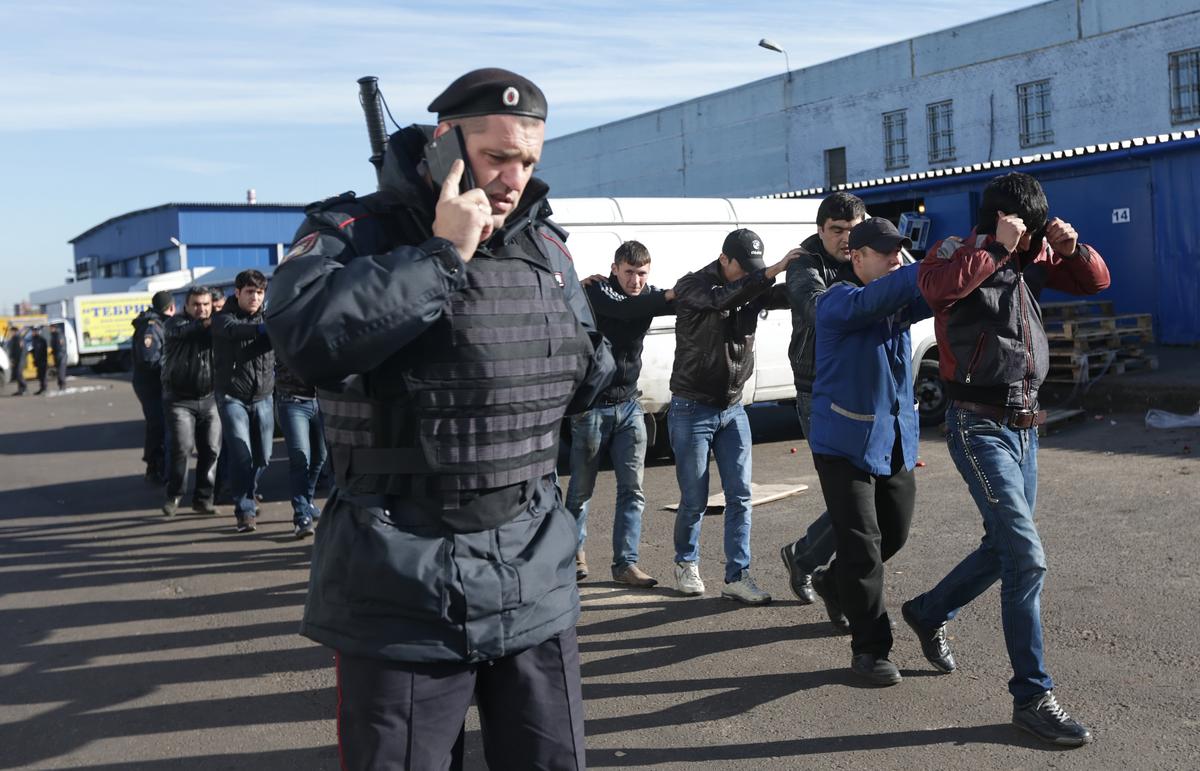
722, 228, 767, 272
848, 217, 912, 253
428, 68, 547, 122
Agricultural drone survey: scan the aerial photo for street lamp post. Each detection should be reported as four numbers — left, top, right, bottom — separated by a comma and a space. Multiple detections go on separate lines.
758, 38, 792, 82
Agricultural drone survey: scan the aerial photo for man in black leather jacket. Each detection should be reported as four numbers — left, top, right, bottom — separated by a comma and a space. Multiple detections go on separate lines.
161, 287, 219, 517
778, 192, 866, 622
265, 68, 613, 770
668, 229, 793, 604
212, 269, 275, 533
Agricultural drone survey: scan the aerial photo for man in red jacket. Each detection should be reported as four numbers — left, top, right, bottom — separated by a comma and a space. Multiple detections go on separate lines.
904, 172, 1109, 747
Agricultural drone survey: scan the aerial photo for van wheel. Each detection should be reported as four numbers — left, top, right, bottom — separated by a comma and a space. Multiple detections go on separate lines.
644, 411, 673, 460
915, 358, 948, 427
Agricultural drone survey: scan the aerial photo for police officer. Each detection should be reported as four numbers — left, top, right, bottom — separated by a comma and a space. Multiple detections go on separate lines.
266, 69, 614, 770
7, 327, 27, 396
131, 291, 175, 482
49, 327, 67, 390
30, 327, 49, 395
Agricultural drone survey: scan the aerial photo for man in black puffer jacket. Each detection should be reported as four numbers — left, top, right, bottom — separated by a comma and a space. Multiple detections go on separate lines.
264, 68, 613, 769
212, 269, 275, 533
161, 286, 219, 517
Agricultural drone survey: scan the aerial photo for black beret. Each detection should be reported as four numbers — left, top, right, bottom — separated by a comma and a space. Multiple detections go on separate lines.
427, 68, 547, 122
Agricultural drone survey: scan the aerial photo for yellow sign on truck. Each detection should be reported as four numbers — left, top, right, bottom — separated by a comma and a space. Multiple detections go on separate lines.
73, 292, 153, 354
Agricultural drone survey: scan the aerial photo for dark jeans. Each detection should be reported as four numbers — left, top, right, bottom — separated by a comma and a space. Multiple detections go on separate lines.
906, 406, 1052, 704
564, 398, 648, 570
336, 628, 586, 771
132, 374, 166, 476
814, 451, 915, 657
10, 356, 26, 393
165, 395, 221, 503
217, 393, 274, 519
787, 391, 837, 573
276, 396, 328, 524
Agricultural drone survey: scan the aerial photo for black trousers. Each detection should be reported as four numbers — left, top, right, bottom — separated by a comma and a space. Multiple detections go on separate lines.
165, 396, 221, 502
814, 452, 915, 657
336, 628, 586, 771
132, 375, 166, 475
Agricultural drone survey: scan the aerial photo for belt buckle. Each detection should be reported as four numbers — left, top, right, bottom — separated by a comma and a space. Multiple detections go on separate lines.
1008, 409, 1037, 430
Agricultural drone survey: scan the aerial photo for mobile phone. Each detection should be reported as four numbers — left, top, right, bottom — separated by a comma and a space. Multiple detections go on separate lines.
424, 126, 477, 194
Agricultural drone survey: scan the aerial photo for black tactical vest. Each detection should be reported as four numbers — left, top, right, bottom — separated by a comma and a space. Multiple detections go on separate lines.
317, 216, 591, 530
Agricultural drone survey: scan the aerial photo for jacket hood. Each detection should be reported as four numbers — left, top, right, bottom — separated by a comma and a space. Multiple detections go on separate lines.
131, 308, 162, 332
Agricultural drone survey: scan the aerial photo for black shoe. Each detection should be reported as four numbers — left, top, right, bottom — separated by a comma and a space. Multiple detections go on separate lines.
851, 654, 902, 686
811, 568, 849, 634
191, 499, 218, 515
1013, 692, 1092, 747
161, 497, 180, 517
779, 542, 816, 604
235, 515, 257, 533
901, 599, 956, 673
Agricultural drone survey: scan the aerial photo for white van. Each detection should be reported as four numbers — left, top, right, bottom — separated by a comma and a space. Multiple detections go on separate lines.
547, 197, 945, 445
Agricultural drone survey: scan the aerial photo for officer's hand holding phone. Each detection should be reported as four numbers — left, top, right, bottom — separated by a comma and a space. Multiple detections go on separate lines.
433, 160, 492, 261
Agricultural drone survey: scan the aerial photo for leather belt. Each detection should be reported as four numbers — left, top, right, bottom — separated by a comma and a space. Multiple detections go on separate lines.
953, 400, 1047, 430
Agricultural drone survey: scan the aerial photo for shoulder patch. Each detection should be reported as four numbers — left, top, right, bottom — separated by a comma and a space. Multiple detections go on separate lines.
936, 237, 964, 261
282, 232, 319, 262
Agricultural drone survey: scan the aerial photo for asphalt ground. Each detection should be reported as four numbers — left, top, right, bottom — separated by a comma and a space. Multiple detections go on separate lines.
1, 374, 1198, 770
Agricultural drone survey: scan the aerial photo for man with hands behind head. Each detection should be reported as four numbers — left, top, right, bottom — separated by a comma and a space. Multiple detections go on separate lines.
265, 68, 613, 770
906, 172, 1109, 746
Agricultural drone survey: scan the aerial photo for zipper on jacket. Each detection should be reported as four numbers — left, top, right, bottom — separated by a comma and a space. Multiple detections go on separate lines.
1018, 272, 1034, 409
965, 331, 987, 385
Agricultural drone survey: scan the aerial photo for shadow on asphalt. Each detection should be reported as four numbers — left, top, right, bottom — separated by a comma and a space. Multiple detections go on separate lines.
0, 419, 144, 455
580, 722, 1063, 766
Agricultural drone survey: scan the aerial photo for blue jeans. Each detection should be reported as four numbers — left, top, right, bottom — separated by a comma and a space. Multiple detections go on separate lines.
789, 392, 837, 573
908, 406, 1052, 704
668, 396, 753, 583
564, 399, 648, 570
276, 396, 328, 525
217, 393, 274, 519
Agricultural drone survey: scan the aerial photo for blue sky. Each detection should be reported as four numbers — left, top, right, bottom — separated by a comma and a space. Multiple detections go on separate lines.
0, 0, 1036, 310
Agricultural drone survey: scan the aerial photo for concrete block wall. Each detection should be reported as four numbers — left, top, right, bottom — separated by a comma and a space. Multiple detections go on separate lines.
540, 0, 1200, 198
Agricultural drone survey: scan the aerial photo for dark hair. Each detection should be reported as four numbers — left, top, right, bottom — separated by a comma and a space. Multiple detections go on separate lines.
186, 285, 212, 301
817, 192, 867, 227
235, 269, 267, 290
976, 172, 1048, 237
210, 289, 223, 302
151, 289, 175, 313
613, 240, 651, 268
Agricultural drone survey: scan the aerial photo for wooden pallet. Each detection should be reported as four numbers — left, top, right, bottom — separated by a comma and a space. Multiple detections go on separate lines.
1045, 313, 1153, 338
1041, 300, 1114, 319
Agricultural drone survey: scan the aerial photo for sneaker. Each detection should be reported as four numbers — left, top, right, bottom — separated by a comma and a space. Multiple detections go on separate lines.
673, 561, 705, 596
575, 551, 589, 582
613, 564, 658, 587
851, 653, 902, 686
811, 567, 850, 634
779, 542, 816, 604
235, 515, 257, 533
293, 518, 315, 539
721, 570, 772, 605
161, 497, 180, 517
1013, 692, 1092, 747
191, 499, 218, 515
901, 599, 956, 673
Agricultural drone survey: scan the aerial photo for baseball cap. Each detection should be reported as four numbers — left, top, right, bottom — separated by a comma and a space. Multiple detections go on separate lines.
848, 217, 912, 253
722, 228, 767, 272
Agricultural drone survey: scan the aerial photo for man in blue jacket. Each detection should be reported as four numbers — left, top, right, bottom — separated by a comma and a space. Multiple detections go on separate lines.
808, 217, 931, 685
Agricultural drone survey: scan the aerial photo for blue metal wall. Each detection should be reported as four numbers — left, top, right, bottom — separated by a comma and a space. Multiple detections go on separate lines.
853, 142, 1200, 343
72, 209, 177, 273
179, 210, 305, 248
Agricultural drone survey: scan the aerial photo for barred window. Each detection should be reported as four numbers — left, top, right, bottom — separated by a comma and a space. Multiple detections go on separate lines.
1170, 48, 1200, 124
883, 110, 908, 169
1018, 79, 1053, 147
926, 100, 955, 163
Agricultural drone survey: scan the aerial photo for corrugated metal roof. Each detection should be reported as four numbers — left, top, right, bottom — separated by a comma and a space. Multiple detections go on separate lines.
764, 129, 1200, 199
69, 202, 308, 244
